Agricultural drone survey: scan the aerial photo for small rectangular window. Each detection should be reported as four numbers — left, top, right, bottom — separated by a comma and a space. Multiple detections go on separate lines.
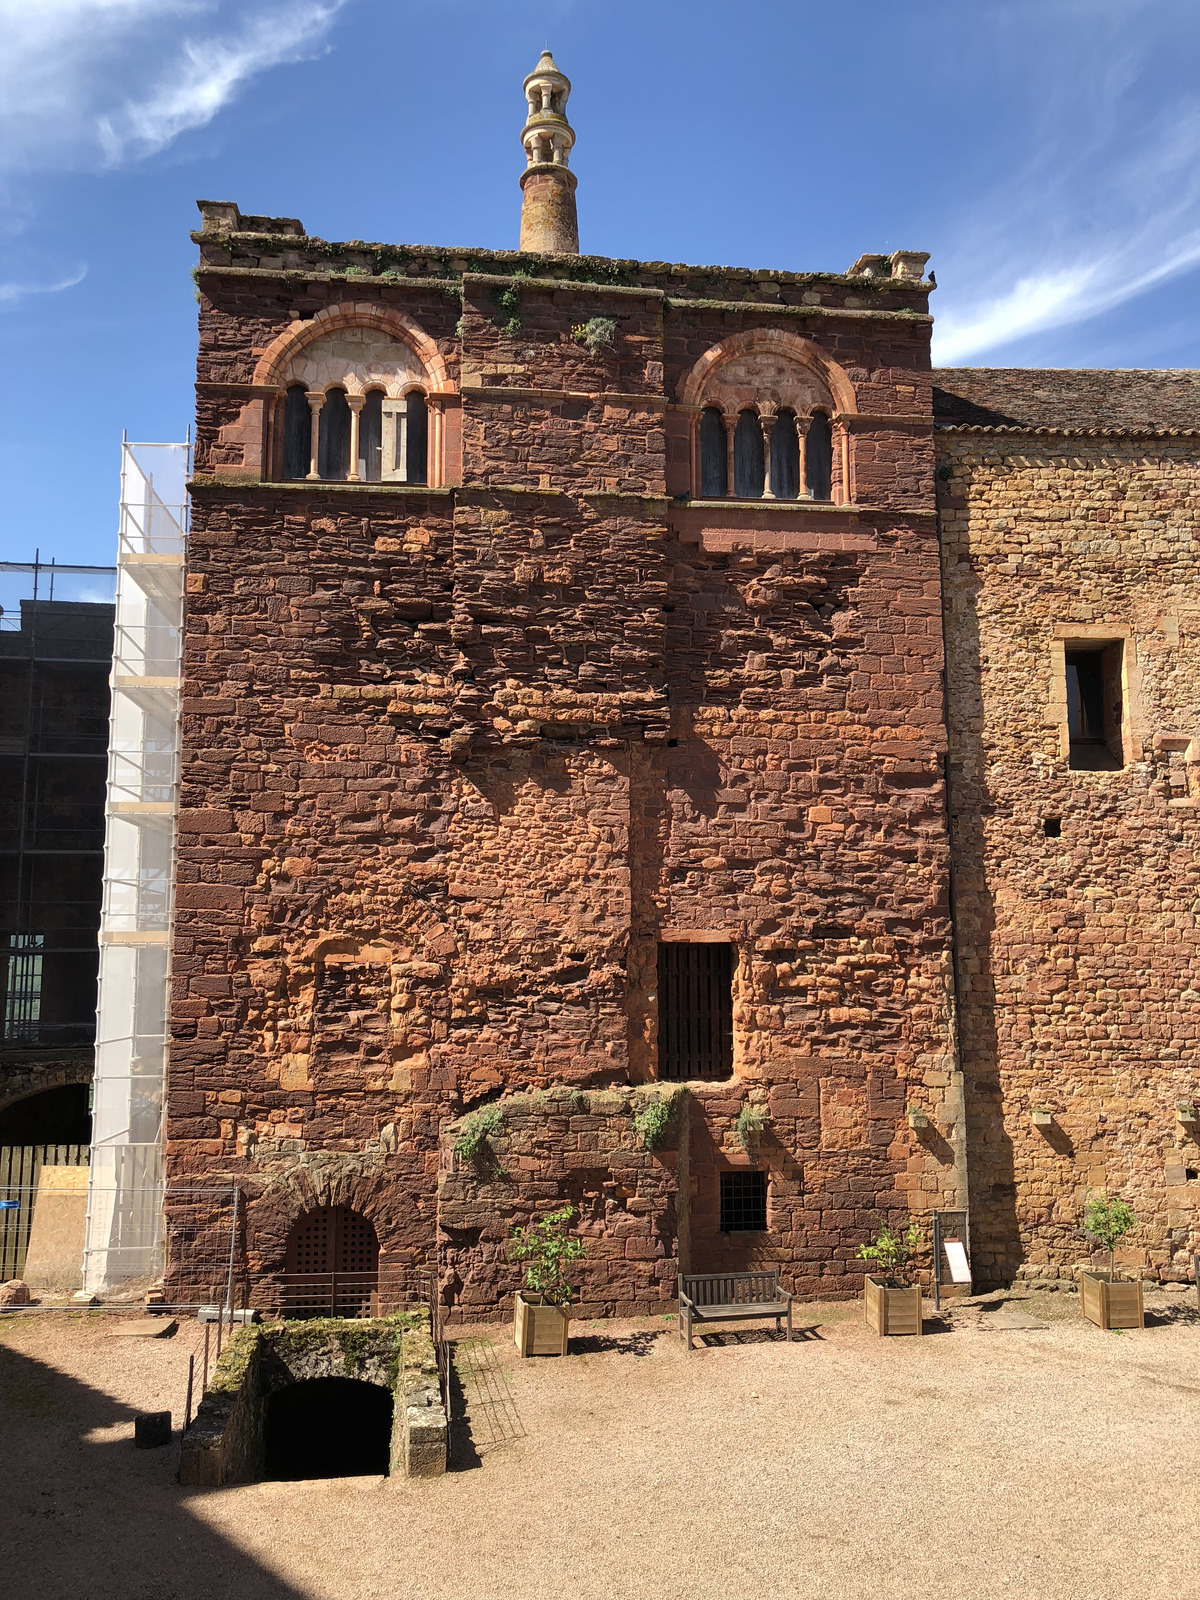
720, 1170, 767, 1232
1064, 641, 1124, 770
657, 942, 733, 1081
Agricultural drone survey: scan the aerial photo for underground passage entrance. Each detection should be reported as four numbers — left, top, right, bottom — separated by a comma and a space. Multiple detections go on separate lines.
264, 1377, 393, 1480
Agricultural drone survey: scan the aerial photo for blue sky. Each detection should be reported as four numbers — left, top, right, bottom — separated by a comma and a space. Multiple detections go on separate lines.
3, 0, 1200, 567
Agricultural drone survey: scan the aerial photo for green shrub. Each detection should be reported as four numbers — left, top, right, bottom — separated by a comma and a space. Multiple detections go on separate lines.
1083, 1191, 1137, 1279
856, 1219, 923, 1285
734, 1104, 766, 1150
454, 1104, 504, 1165
509, 1205, 586, 1308
571, 316, 616, 353
633, 1093, 675, 1150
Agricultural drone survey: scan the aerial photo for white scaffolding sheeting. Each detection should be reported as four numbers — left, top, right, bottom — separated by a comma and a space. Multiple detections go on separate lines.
84, 440, 189, 1294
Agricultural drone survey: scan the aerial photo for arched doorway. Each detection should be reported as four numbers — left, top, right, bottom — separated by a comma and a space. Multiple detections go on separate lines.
283, 1205, 379, 1317
0, 1084, 91, 1145
263, 1377, 393, 1479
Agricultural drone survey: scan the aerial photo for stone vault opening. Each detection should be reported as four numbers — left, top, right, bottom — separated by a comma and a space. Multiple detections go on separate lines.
263, 1376, 393, 1480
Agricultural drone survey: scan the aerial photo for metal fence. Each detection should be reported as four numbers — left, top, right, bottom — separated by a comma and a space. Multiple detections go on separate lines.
0, 1145, 89, 1279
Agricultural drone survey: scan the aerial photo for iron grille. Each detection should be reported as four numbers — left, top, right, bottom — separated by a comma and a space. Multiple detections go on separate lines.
720, 1170, 767, 1232
657, 942, 733, 1081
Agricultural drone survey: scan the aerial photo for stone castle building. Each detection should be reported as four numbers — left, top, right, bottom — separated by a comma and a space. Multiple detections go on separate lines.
170, 53, 1200, 1316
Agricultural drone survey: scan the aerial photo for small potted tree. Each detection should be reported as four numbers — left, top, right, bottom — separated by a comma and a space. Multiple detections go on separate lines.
1079, 1192, 1143, 1329
509, 1205, 586, 1357
858, 1220, 924, 1336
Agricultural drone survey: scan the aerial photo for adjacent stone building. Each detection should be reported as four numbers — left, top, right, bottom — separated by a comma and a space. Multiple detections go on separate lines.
166, 55, 1199, 1316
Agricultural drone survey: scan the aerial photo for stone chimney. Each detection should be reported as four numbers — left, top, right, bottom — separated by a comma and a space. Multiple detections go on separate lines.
519, 51, 579, 255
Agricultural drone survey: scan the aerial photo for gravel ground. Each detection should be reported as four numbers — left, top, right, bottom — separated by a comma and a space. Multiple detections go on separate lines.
2, 1289, 1199, 1600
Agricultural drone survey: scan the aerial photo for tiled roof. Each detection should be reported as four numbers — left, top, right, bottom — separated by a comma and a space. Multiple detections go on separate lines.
933, 368, 1200, 432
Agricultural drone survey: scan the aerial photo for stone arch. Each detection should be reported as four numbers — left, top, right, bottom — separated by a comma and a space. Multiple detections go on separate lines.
0, 1059, 92, 1119
252, 303, 453, 395
677, 327, 857, 416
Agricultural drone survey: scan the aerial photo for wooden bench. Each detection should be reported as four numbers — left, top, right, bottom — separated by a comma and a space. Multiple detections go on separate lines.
678, 1271, 793, 1351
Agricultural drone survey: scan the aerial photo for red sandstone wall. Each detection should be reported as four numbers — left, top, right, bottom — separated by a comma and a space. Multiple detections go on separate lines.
171, 227, 960, 1311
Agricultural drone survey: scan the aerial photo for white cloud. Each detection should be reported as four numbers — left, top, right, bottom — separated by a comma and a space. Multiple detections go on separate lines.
0, 266, 88, 306
0, 0, 347, 175
930, 0, 1200, 363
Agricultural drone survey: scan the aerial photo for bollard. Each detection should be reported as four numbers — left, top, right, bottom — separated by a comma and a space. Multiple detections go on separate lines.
135, 1410, 172, 1449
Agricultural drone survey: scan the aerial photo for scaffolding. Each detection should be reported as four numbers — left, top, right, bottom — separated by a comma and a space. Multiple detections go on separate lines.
83, 440, 189, 1294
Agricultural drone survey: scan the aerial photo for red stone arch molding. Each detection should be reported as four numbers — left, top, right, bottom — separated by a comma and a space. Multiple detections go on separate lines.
677, 327, 857, 415
213, 303, 458, 485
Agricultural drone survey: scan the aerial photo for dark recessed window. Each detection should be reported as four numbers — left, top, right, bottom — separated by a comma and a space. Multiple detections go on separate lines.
359, 390, 383, 482
1065, 641, 1124, 771
733, 409, 765, 498
317, 388, 351, 481
657, 942, 734, 1081
720, 1169, 767, 1232
1043, 817, 1061, 838
699, 407, 727, 497
805, 410, 833, 500
769, 409, 800, 500
283, 384, 311, 480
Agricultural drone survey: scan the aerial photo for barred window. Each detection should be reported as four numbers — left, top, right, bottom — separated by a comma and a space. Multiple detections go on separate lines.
657, 942, 734, 1081
720, 1170, 767, 1232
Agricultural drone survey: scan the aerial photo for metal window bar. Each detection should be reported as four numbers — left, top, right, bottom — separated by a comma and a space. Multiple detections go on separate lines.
657, 942, 734, 1081
720, 1169, 767, 1232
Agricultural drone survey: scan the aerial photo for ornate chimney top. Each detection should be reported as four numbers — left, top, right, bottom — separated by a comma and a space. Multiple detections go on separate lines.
519, 50, 579, 255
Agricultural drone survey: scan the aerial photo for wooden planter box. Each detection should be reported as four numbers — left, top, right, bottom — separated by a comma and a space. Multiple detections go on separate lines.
864, 1276, 923, 1336
1080, 1272, 1144, 1330
514, 1291, 570, 1357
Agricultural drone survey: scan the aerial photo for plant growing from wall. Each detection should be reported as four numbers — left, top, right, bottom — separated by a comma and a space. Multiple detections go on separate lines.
632, 1089, 679, 1151
857, 1219, 923, 1285
493, 271, 529, 334
571, 316, 616, 353
1083, 1191, 1137, 1281
735, 1104, 767, 1151
508, 1206, 586, 1308
454, 1104, 504, 1166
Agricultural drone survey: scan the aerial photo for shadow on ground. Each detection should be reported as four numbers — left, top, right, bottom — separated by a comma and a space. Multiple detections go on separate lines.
0, 1343, 307, 1600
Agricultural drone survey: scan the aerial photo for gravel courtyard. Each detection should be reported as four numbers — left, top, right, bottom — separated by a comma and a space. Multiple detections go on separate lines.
1, 1290, 1198, 1600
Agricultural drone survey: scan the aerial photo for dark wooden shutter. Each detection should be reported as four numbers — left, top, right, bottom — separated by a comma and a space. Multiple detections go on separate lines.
657, 943, 734, 1081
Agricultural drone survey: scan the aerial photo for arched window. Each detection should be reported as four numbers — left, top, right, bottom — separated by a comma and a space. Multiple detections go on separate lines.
282, 385, 311, 480
769, 409, 800, 500
284, 1204, 379, 1318
699, 407, 727, 498
733, 409, 764, 498
359, 390, 384, 483
317, 388, 351, 481
805, 410, 833, 501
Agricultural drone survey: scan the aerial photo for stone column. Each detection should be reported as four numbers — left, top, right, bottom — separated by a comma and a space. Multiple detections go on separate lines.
759, 405, 777, 500
305, 392, 325, 481
346, 394, 364, 483
723, 413, 737, 498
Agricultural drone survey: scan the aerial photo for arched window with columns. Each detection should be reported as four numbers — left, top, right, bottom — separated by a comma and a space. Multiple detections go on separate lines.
254, 305, 456, 487
680, 329, 856, 505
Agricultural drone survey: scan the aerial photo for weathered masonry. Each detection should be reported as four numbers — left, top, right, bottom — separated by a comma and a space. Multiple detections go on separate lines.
935, 370, 1200, 1289
164, 55, 1199, 1315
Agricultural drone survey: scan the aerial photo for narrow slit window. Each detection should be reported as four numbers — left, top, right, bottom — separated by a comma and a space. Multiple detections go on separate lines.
769, 409, 800, 500
720, 1170, 767, 1232
733, 410, 764, 498
657, 942, 734, 1081
406, 391, 428, 485
805, 411, 832, 500
317, 388, 351, 481
359, 391, 383, 483
1065, 642, 1124, 770
282, 385, 311, 480
699, 407, 727, 497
